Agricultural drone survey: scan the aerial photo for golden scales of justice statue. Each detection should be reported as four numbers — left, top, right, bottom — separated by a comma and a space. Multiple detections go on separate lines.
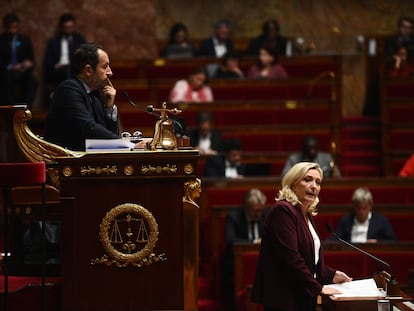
149, 102, 190, 150
109, 213, 149, 254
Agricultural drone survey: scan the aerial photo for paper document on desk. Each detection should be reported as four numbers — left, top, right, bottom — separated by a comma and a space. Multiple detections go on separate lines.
85, 138, 133, 151
323, 278, 385, 299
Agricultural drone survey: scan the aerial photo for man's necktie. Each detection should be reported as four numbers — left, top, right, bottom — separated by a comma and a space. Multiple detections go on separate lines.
10, 35, 18, 65
89, 91, 104, 123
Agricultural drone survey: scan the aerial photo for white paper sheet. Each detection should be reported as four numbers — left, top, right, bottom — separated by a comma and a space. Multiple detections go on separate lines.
323, 278, 385, 299
85, 138, 133, 150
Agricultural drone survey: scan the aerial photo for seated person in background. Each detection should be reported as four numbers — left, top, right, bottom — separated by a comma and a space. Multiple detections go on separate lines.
388, 45, 414, 77
44, 13, 86, 96
384, 16, 414, 66
169, 66, 213, 103
399, 153, 414, 176
44, 43, 147, 151
222, 188, 269, 310
159, 22, 195, 59
198, 19, 234, 58
281, 136, 341, 178
212, 50, 245, 79
246, 18, 288, 57
189, 110, 223, 155
332, 187, 396, 243
246, 47, 288, 79
204, 138, 245, 178
225, 188, 269, 246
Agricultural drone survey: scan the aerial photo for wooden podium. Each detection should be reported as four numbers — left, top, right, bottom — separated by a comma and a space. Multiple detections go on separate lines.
321, 291, 412, 311
54, 150, 199, 311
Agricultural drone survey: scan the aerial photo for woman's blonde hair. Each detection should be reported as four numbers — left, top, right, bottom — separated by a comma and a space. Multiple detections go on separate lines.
276, 162, 323, 215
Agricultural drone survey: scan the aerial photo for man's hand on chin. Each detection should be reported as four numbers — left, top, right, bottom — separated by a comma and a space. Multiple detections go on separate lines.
100, 78, 116, 108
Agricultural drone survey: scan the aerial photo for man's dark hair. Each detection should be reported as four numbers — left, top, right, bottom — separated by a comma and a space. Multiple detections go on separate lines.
57, 13, 76, 36
197, 110, 214, 124
398, 16, 414, 28
71, 43, 105, 75
3, 12, 20, 28
59, 12, 76, 25
220, 51, 241, 66
262, 19, 280, 36
223, 138, 243, 153
302, 136, 318, 150
214, 19, 231, 30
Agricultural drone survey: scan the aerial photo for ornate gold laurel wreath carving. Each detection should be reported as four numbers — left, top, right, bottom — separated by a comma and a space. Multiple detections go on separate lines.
81, 165, 118, 176
141, 164, 177, 174
91, 203, 166, 268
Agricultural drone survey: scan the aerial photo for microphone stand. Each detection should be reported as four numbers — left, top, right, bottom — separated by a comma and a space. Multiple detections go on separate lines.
122, 92, 190, 150
123, 91, 186, 137
327, 225, 400, 296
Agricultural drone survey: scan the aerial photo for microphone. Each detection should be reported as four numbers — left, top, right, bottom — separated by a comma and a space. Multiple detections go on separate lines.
326, 224, 395, 281
122, 91, 185, 136
122, 91, 159, 118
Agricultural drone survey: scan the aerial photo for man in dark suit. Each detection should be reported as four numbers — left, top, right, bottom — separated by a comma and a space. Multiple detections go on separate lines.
222, 188, 269, 310
44, 43, 122, 151
246, 18, 288, 57
44, 13, 86, 96
282, 136, 341, 178
198, 19, 234, 58
383, 16, 414, 66
0, 12, 37, 108
203, 138, 245, 178
189, 110, 223, 155
333, 187, 396, 243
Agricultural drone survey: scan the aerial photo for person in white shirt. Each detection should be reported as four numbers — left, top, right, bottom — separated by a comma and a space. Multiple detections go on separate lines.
203, 138, 246, 178
189, 110, 223, 155
44, 13, 86, 97
332, 187, 396, 243
198, 19, 234, 58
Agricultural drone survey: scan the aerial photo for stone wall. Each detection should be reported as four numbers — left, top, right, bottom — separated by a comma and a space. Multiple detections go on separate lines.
157, 0, 412, 53
1, 1, 413, 114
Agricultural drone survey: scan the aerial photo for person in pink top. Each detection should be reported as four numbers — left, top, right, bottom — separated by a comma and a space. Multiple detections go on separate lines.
169, 67, 214, 103
247, 47, 288, 80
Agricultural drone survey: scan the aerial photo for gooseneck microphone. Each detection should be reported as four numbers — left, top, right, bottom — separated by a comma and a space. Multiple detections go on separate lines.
122, 91, 185, 136
326, 224, 395, 281
122, 91, 159, 118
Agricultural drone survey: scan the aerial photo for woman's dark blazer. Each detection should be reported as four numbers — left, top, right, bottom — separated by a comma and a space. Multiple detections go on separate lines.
252, 200, 336, 310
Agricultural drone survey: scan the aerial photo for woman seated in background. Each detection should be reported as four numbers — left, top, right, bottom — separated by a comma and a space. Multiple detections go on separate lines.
247, 47, 288, 79
212, 51, 245, 79
160, 22, 195, 59
332, 187, 396, 243
389, 45, 414, 77
169, 67, 214, 103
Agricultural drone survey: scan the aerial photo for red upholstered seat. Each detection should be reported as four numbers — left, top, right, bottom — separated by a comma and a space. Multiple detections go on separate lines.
389, 106, 414, 124
0, 162, 46, 186
221, 132, 331, 152
0, 161, 47, 310
324, 252, 368, 279
387, 214, 414, 241
240, 252, 260, 290
313, 213, 343, 240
